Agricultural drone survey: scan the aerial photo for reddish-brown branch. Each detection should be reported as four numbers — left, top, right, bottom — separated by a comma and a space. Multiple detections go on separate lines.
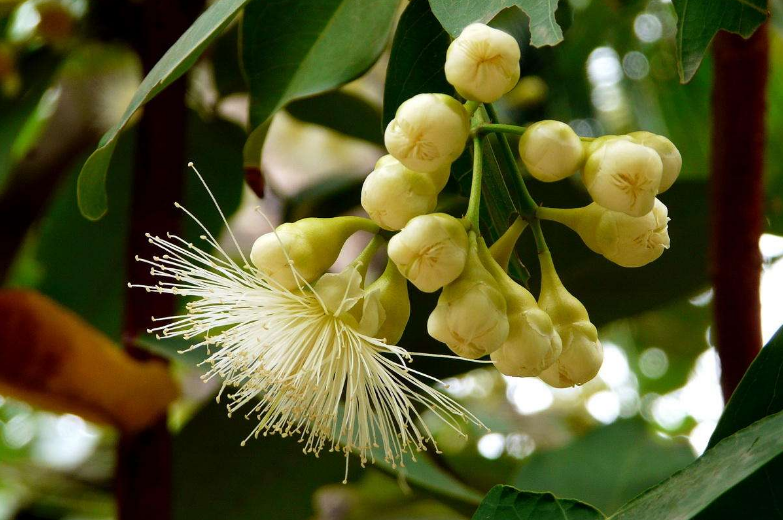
710, 25, 769, 402
118, 1, 203, 518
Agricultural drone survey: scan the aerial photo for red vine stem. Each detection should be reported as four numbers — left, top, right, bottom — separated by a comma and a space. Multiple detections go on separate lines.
710, 25, 769, 401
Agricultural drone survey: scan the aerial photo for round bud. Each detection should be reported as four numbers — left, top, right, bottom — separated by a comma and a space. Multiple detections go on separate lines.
384, 93, 470, 173
444, 23, 521, 103
387, 213, 468, 293
538, 320, 603, 388
428, 233, 509, 359
538, 200, 671, 268
519, 121, 585, 182
628, 131, 682, 193
583, 138, 663, 217
584, 134, 633, 156
361, 156, 438, 231
537, 250, 603, 387
477, 240, 561, 376
362, 259, 411, 345
250, 216, 377, 291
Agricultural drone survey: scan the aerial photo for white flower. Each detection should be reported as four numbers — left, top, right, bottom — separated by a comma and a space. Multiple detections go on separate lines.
518, 120, 585, 182
130, 196, 482, 480
384, 94, 470, 173
583, 138, 663, 217
361, 155, 438, 231
387, 213, 469, 293
427, 233, 509, 359
444, 23, 521, 103
628, 131, 682, 193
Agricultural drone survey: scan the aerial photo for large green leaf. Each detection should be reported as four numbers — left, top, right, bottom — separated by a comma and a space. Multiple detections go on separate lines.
286, 90, 383, 146
242, 0, 398, 128
610, 410, 783, 519
76, 0, 249, 220
383, 0, 453, 128
694, 325, 783, 519
512, 419, 694, 515
472, 485, 605, 520
428, 0, 564, 47
672, 0, 769, 82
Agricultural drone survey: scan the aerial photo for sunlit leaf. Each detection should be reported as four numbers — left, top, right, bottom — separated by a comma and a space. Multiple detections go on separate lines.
472, 485, 605, 520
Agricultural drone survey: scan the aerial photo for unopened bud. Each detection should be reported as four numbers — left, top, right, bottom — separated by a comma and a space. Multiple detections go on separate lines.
384, 93, 470, 173
250, 216, 378, 291
539, 199, 670, 267
628, 131, 682, 193
444, 23, 521, 103
387, 213, 468, 293
583, 138, 662, 217
478, 240, 561, 376
362, 259, 410, 344
536, 250, 603, 387
361, 155, 438, 231
428, 233, 509, 359
519, 121, 585, 182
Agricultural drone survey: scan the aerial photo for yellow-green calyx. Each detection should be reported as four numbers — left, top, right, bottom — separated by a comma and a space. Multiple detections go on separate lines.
536, 249, 603, 388
427, 232, 509, 359
250, 216, 378, 290
478, 239, 562, 377
361, 258, 411, 345
488, 216, 529, 272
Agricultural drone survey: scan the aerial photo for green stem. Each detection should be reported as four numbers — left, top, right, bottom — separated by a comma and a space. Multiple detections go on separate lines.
476, 123, 528, 136
466, 135, 484, 229
464, 100, 481, 117
353, 234, 385, 281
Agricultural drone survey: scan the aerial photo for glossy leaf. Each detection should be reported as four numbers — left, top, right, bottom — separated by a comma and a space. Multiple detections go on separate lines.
76, 0, 249, 220
472, 485, 605, 520
243, 0, 397, 128
694, 326, 783, 519
672, 0, 769, 82
610, 410, 783, 519
286, 90, 383, 146
383, 0, 453, 128
512, 419, 694, 515
429, 0, 564, 47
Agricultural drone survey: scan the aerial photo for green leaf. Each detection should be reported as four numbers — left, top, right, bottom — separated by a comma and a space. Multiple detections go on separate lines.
610, 410, 783, 519
0, 51, 60, 192
672, 0, 769, 83
512, 419, 695, 515
383, 0, 453, 128
76, 0, 249, 220
282, 174, 365, 222
428, 0, 564, 48
472, 485, 605, 520
694, 325, 783, 519
173, 400, 346, 520
242, 0, 398, 128
286, 90, 383, 146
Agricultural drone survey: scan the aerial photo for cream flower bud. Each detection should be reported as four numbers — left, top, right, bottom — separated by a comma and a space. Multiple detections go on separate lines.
361, 156, 438, 231
444, 23, 521, 103
628, 131, 682, 193
250, 216, 377, 290
583, 138, 663, 217
539, 199, 670, 268
362, 259, 411, 345
519, 121, 585, 182
384, 93, 470, 173
536, 251, 603, 387
387, 213, 469, 293
428, 233, 509, 359
478, 240, 562, 376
